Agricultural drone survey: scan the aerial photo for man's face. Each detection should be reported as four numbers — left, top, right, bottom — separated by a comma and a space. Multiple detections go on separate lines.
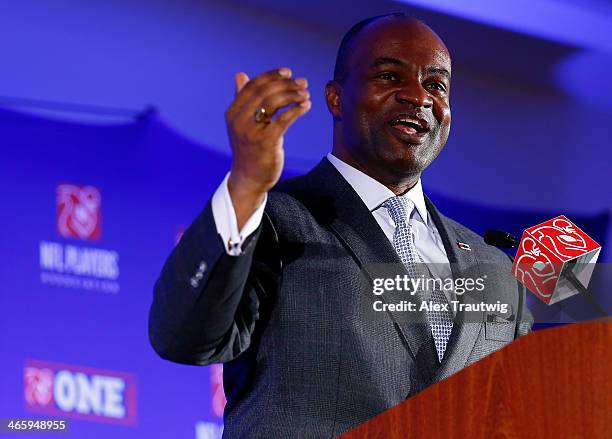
331, 19, 451, 180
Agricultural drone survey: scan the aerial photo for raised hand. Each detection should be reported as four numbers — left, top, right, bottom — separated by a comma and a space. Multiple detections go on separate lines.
225, 68, 311, 229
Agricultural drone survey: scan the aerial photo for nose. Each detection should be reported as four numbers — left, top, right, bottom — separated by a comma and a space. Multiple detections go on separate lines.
395, 80, 433, 108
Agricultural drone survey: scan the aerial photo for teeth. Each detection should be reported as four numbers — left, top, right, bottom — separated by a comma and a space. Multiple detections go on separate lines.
392, 118, 426, 131
396, 120, 419, 127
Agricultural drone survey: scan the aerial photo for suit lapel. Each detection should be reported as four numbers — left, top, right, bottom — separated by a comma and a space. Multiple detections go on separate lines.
425, 197, 485, 381
295, 159, 490, 381
299, 159, 437, 372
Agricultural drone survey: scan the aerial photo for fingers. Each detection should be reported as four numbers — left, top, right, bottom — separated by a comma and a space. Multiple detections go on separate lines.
255, 87, 309, 120
225, 67, 311, 196
231, 68, 291, 108
241, 80, 308, 126
234, 72, 250, 96
238, 68, 292, 100
270, 99, 312, 136
228, 68, 308, 122
226, 67, 311, 139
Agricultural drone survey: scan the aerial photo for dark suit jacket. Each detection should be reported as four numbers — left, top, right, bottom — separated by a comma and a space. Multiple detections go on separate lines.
149, 158, 533, 438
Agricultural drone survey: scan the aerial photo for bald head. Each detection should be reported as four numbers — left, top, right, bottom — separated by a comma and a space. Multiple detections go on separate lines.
333, 14, 450, 84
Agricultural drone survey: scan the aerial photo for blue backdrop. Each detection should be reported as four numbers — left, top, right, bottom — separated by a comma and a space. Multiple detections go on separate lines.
0, 107, 608, 438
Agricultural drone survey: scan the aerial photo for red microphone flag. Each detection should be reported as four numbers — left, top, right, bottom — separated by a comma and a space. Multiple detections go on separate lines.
512, 215, 601, 305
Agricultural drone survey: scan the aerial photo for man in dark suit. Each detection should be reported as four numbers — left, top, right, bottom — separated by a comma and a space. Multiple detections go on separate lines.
149, 13, 533, 438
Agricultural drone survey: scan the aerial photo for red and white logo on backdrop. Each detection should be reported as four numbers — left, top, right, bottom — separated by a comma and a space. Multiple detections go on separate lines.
57, 184, 101, 240
24, 367, 54, 406
210, 364, 226, 418
24, 359, 137, 425
41, 183, 120, 293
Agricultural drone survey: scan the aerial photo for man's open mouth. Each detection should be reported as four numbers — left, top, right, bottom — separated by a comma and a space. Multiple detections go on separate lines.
389, 114, 430, 144
389, 115, 430, 136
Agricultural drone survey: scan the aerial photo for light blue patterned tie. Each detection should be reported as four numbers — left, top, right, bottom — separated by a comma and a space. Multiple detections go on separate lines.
383, 196, 453, 362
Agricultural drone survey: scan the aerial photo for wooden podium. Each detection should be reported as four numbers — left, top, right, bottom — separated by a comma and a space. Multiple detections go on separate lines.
342, 321, 611, 438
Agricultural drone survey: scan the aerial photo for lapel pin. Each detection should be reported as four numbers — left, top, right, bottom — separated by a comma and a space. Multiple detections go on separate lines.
457, 241, 471, 251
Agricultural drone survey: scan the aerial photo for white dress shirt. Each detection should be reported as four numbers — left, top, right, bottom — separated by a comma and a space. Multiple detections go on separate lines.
211, 153, 453, 301
211, 172, 267, 256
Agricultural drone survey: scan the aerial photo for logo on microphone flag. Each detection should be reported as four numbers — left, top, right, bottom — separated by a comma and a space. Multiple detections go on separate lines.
512, 215, 601, 304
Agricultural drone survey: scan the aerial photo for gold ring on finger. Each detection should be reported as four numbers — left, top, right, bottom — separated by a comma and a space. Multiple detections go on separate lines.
254, 107, 271, 124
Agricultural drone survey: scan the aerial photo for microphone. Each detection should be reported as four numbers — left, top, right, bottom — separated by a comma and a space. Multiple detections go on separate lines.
484, 230, 518, 249
484, 221, 606, 316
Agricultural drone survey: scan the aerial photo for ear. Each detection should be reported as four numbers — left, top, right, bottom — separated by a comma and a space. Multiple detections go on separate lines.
325, 80, 342, 121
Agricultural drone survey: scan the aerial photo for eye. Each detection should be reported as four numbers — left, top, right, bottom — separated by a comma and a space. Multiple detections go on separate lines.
377, 72, 397, 81
426, 82, 447, 93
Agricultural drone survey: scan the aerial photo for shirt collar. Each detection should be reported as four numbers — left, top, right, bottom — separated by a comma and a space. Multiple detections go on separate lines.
326, 153, 429, 224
